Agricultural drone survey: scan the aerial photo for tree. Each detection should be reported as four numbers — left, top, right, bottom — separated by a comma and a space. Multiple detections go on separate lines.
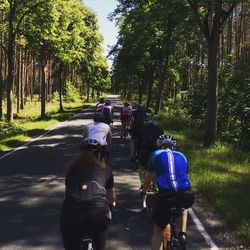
186, 0, 239, 146
0, 0, 51, 121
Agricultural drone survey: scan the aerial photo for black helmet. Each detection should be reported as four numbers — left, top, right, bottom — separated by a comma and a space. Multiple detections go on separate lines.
80, 139, 101, 151
137, 103, 144, 111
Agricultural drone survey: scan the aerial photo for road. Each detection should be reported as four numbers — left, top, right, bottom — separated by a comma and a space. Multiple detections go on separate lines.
0, 95, 240, 249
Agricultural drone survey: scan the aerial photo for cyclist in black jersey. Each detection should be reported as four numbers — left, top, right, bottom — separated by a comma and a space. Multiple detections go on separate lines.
129, 104, 146, 160
60, 139, 116, 250
138, 116, 164, 208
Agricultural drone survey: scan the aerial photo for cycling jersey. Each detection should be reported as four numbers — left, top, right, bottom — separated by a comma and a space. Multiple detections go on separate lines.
63, 164, 113, 208
102, 105, 113, 125
147, 149, 192, 191
83, 122, 111, 146
121, 106, 132, 116
60, 163, 113, 249
138, 124, 164, 166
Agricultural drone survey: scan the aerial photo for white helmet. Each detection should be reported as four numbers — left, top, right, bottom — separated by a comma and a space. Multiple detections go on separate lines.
156, 134, 176, 148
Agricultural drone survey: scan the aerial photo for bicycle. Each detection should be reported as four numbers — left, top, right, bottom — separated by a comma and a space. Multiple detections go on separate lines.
162, 207, 186, 250
121, 117, 131, 139
80, 233, 95, 250
143, 190, 186, 250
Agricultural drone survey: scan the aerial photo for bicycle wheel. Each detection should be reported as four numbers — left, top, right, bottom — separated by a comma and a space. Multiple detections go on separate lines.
81, 237, 94, 250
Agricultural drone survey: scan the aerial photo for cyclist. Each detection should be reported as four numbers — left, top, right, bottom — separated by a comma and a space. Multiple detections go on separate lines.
60, 139, 116, 250
120, 101, 132, 138
138, 116, 164, 208
102, 99, 113, 126
82, 112, 112, 161
142, 134, 195, 250
129, 103, 146, 160
95, 98, 105, 113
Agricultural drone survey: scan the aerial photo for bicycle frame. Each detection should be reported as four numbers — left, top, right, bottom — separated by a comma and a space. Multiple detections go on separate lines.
80, 235, 94, 250
163, 208, 185, 250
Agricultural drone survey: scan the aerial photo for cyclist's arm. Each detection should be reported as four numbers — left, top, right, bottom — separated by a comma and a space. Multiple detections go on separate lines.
142, 171, 155, 193
82, 126, 88, 140
106, 188, 116, 207
107, 132, 112, 151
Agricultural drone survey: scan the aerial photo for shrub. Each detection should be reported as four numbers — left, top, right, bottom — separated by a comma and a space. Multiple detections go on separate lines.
0, 121, 25, 137
64, 82, 81, 103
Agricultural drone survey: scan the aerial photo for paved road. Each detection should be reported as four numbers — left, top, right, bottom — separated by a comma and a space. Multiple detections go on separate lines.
0, 95, 229, 249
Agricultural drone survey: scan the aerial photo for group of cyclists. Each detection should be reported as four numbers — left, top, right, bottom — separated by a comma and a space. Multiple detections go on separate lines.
59, 98, 195, 250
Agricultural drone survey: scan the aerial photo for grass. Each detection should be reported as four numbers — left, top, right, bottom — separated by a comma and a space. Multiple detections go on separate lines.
0, 98, 94, 151
157, 113, 250, 243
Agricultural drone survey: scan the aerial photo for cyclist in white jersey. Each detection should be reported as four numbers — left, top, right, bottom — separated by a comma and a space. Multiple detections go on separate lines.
82, 113, 112, 160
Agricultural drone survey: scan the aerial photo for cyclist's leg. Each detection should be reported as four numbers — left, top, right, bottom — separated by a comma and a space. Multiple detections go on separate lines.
92, 231, 106, 250
151, 223, 164, 250
178, 209, 188, 233
91, 210, 111, 250
151, 195, 172, 250
60, 210, 83, 250
120, 118, 125, 138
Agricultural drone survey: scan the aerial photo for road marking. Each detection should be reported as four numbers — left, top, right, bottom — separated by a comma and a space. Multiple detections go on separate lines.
189, 208, 219, 250
0, 123, 62, 160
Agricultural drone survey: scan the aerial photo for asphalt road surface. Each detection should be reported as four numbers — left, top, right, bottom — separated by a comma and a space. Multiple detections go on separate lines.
0, 95, 242, 249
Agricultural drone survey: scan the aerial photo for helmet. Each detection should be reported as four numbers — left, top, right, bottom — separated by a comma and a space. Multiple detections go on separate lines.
124, 101, 131, 107
137, 104, 144, 111
144, 116, 156, 125
93, 112, 104, 122
80, 139, 101, 151
156, 134, 176, 148
104, 99, 111, 105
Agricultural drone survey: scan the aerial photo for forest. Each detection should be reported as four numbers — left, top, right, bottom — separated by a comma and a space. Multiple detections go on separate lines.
0, 0, 249, 150
0, 0, 110, 122
110, 0, 250, 149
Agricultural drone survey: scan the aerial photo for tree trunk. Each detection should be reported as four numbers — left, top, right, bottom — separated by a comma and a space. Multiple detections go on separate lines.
204, 39, 219, 147
6, 44, 15, 122
0, 57, 3, 120
146, 72, 154, 109
155, 57, 169, 113
58, 63, 64, 112
40, 60, 46, 119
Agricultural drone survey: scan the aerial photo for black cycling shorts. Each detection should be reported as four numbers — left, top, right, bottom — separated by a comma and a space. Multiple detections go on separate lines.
138, 149, 152, 166
121, 115, 130, 122
131, 124, 143, 140
153, 190, 195, 229
60, 206, 111, 250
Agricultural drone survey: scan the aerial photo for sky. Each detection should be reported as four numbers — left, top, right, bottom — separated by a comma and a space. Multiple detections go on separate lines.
83, 0, 119, 68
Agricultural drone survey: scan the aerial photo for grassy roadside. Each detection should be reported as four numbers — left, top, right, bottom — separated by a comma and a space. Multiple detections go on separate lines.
0, 99, 94, 152
157, 113, 250, 243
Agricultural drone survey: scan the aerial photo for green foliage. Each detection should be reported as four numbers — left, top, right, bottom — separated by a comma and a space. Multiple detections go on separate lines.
0, 121, 25, 137
64, 82, 81, 103
157, 112, 189, 131
218, 59, 250, 149
184, 80, 207, 128
52, 91, 60, 102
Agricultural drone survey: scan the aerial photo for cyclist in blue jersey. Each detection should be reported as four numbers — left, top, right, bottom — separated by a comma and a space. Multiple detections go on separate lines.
142, 134, 194, 250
